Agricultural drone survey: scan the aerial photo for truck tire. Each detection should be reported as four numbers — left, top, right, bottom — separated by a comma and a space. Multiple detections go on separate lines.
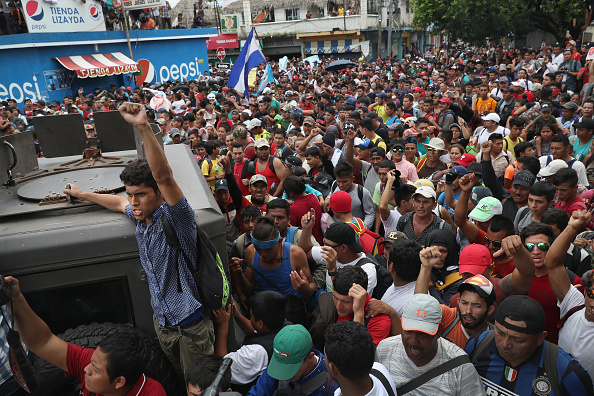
30, 322, 179, 396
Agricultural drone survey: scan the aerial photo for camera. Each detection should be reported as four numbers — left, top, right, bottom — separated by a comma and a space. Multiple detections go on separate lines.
0, 276, 11, 306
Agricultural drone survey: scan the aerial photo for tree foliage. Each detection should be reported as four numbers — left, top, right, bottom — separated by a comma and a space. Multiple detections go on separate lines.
410, 0, 583, 45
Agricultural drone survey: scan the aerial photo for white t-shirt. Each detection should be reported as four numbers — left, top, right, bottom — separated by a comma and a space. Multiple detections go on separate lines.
381, 209, 402, 236
311, 247, 377, 295
381, 282, 417, 317
376, 336, 485, 396
558, 285, 594, 379
171, 99, 186, 115
334, 362, 396, 396
476, 126, 510, 147
538, 155, 589, 186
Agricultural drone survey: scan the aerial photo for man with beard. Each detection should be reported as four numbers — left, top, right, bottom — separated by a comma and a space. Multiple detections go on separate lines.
375, 294, 484, 396
415, 246, 496, 349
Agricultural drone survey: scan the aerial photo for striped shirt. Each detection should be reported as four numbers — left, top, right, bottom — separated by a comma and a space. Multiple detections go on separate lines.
465, 330, 594, 396
125, 196, 202, 326
375, 335, 485, 396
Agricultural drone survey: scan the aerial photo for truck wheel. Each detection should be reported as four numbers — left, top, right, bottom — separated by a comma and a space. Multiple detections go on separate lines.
30, 322, 179, 396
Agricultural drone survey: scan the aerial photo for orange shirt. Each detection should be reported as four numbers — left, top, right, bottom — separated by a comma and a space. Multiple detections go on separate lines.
473, 97, 497, 115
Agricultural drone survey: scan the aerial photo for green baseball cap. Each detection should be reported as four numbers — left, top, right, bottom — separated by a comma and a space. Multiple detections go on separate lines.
267, 325, 313, 381
468, 196, 503, 222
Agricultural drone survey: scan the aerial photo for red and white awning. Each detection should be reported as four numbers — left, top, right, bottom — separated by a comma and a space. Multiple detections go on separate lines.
56, 52, 139, 79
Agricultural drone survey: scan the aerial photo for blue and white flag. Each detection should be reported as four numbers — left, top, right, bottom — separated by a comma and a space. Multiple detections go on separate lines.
227, 28, 266, 96
257, 63, 279, 94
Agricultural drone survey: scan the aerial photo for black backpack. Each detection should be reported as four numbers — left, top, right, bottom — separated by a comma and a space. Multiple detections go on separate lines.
162, 215, 230, 311
356, 256, 392, 300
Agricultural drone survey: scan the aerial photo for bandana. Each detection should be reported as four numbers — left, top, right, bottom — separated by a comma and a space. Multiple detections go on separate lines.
251, 231, 281, 249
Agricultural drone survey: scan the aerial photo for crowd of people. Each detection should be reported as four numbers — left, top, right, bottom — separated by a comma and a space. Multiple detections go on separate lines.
3, 40, 594, 396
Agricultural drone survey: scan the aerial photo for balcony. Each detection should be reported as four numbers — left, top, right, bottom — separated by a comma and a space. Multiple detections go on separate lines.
252, 14, 379, 36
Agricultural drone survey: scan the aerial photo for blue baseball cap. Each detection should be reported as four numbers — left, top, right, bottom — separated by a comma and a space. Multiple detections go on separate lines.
357, 139, 372, 149
450, 165, 469, 177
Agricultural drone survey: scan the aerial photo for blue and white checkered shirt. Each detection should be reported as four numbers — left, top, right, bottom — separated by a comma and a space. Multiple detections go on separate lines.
0, 306, 27, 385
125, 196, 202, 326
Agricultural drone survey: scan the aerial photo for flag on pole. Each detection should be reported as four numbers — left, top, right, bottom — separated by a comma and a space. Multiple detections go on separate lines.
227, 28, 266, 96
257, 63, 279, 94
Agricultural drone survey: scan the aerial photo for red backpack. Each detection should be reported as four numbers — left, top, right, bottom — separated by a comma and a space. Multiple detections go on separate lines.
347, 218, 384, 256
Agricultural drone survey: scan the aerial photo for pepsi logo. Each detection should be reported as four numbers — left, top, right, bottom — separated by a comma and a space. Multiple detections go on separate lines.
135, 59, 155, 85
26, 0, 44, 21
88, 4, 101, 20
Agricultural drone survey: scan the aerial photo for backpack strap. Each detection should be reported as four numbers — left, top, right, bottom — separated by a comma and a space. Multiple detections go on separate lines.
442, 314, 460, 338
162, 215, 196, 293
558, 304, 585, 329
369, 368, 396, 396
285, 226, 299, 244
268, 155, 277, 176
470, 331, 495, 364
396, 355, 470, 395
543, 342, 561, 396
358, 184, 364, 214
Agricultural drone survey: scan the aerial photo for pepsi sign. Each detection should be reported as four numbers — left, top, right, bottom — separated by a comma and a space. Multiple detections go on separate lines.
23, 0, 106, 32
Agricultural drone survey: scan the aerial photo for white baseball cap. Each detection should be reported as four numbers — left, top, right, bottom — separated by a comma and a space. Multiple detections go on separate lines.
413, 186, 437, 200
481, 113, 500, 123
538, 159, 568, 177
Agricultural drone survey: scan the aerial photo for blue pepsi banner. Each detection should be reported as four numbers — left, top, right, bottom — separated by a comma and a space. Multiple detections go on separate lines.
0, 29, 215, 104
23, 0, 106, 33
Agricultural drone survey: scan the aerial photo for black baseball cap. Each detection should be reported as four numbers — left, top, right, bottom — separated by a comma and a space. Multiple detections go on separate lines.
324, 222, 363, 253
370, 147, 386, 158
495, 295, 545, 334
391, 138, 405, 149
285, 156, 302, 167
348, 110, 361, 119
574, 118, 594, 130
322, 133, 336, 148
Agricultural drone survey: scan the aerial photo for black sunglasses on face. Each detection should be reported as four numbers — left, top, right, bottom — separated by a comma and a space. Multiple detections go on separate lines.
484, 235, 502, 248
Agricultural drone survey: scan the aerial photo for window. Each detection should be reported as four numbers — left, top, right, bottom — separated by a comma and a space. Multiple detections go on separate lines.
285, 8, 300, 20
405, 0, 410, 13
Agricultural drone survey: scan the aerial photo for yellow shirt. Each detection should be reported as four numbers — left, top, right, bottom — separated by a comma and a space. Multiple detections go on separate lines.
201, 157, 223, 193
503, 136, 523, 159
376, 105, 388, 123
254, 131, 270, 141
370, 135, 387, 151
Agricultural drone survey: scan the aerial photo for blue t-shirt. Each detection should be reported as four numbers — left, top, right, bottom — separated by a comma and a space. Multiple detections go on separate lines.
438, 191, 461, 217
417, 136, 430, 156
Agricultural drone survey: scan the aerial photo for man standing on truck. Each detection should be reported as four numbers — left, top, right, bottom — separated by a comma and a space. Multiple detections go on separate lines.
63, 103, 212, 381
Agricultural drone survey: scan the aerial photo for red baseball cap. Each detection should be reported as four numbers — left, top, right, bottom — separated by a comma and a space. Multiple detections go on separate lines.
458, 244, 491, 276
457, 153, 477, 167
330, 191, 352, 213
439, 97, 451, 105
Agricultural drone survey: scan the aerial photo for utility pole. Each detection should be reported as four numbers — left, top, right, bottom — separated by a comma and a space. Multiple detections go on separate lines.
387, 0, 393, 59
377, 0, 382, 59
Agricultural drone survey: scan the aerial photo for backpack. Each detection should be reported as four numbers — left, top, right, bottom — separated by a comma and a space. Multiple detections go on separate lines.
546, 155, 577, 168
242, 156, 277, 179
198, 156, 213, 175
470, 332, 561, 396
355, 256, 392, 300
348, 217, 384, 256
285, 226, 300, 244
162, 215, 230, 311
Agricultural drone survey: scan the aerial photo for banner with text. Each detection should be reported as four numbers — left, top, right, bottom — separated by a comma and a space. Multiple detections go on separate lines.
122, 0, 165, 11
22, 0, 106, 33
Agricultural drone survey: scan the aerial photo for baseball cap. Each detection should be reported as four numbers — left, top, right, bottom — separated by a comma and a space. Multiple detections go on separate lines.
322, 133, 336, 148
249, 174, 268, 186
215, 179, 229, 192
458, 244, 492, 275
169, 128, 181, 137
423, 137, 446, 152
412, 179, 435, 190
538, 159, 568, 177
391, 138, 405, 149
303, 116, 315, 126
481, 113, 500, 123
499, 64, 507, 71
540, 103, 553, 112
285, 156, 302, 167
495, 295, 545, 335
255, 138, 270, 148
246, 118, 262, 130
348, 110, 361, 119
357, 139, 372, 149
401, 294, 442, 335
267, 325, 313, 381
501, 86, 515, 93
324, 222, 363, 253
377, 92, 388, 99
511, 79, 526, 87
156, 118, 167, 126
346, 98, 357, 106
457, 153, 477, 167
329, 191, 351, 213
458, 275, 495, 305
450, 165, 469, 177
439, 97, 451, 105
562, 102, 579, 111
370, 147, 386, 158
173, 116, 184, 123
498, 76, 509, 83
413, 186, 437, 200
512, 170, 536, 188
380, 231, 406, 245
530, 83, 543, 92
470, 186, 493, 205
468, 197, 503, 222
207, 93, 216, 100
573, 118, 594, 130
467, 162, 482, 176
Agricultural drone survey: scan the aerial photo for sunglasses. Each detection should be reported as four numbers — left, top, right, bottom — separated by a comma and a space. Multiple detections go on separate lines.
484, 236, 502, 248
427, 148, 442, 153
392, 147, 404, 152
587, 288, 594, 300
524, 242, 550, 252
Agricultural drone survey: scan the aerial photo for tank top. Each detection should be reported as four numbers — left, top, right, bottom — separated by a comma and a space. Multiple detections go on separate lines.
253, 242, 301, 297
255, 156, 280, 194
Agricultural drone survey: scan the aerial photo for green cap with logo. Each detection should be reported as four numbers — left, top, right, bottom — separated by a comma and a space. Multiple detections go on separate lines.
468, 196, 503, 222
267, 325, 313, 381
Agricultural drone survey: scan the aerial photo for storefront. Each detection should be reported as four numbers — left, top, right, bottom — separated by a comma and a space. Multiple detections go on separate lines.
0, 28, 217, 104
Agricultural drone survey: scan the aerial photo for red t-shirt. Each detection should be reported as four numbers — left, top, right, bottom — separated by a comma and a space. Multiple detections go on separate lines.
514, 91, 534, 102
338, 294, 391, 345
555, 196, 587, 216
529, 273, 583, 344
65, 343, 166, 396
290, 194, 323, 244
233, 161, 250, 197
